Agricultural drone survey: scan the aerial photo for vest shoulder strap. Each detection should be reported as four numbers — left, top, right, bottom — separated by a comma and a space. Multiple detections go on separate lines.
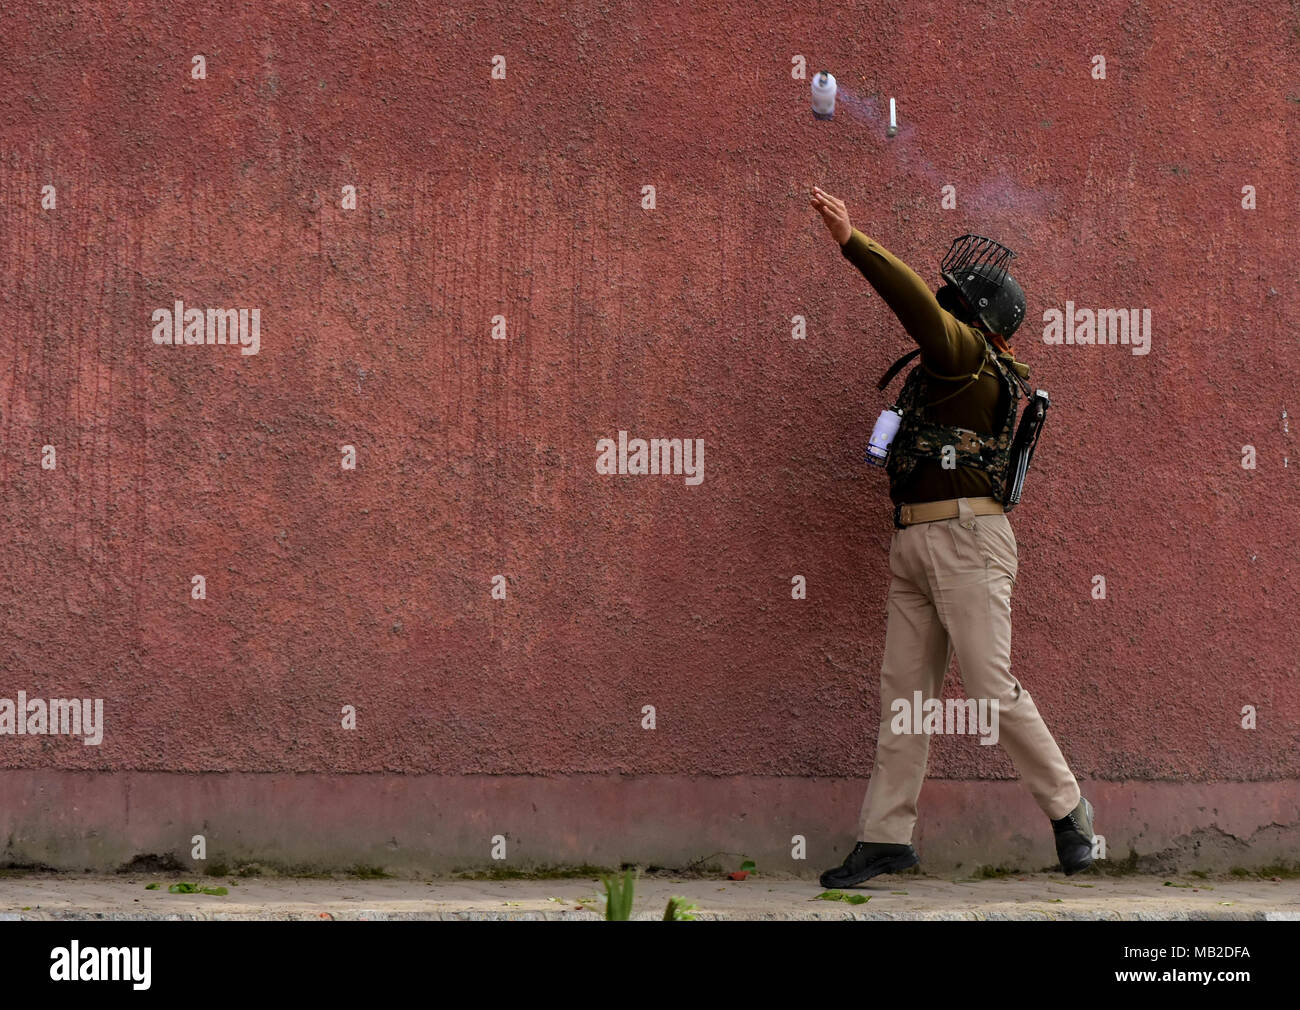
877, 332, 996, 390
921, 337, 997, 407
876, 349, 920, 391
877, 335, 1031, 399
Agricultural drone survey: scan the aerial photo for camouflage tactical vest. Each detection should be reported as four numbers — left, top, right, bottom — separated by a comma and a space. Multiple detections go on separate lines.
885, 337, 1024, 503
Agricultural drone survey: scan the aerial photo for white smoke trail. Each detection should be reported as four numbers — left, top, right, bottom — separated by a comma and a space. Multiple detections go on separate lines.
832, 84, 1057, 217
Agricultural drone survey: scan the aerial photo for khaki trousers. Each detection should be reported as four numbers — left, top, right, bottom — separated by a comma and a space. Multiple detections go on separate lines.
858, 497, 1080, 843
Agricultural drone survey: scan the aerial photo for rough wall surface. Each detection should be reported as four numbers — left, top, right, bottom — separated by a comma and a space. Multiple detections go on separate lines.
0, 2, 1295, 870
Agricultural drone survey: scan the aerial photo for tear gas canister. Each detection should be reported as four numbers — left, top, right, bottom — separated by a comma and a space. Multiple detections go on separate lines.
811, 71, 836, 120
867, 406, 903, 466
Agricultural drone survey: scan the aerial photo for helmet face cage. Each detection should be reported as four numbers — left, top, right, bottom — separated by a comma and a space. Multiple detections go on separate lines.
939, 234, 1017, 316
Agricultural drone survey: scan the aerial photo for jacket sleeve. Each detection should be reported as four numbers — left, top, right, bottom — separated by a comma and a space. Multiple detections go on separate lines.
840, 228, 983, 375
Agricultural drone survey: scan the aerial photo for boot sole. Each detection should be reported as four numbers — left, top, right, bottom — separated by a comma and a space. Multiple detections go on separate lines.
821, 851, 919, 889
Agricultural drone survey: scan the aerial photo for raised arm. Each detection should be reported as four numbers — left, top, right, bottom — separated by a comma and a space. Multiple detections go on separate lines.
810, 187, 982, 374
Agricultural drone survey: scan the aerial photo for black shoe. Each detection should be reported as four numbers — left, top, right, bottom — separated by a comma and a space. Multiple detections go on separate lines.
819, 841, 919, 889
1051, 797, 1095, 875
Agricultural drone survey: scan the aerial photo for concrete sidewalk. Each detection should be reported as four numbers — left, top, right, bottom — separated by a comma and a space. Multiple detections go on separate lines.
1, 871, 1297, 920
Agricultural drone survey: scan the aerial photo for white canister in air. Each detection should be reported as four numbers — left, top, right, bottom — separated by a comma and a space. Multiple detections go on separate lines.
811, 71, 836, 120
866, 406, 903, 466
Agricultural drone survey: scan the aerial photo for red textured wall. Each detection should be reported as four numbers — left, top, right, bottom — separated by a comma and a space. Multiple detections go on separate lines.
0, 2, 1296, 860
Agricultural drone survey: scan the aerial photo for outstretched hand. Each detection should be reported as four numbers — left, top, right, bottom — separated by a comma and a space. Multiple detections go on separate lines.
810, 186, 853, 246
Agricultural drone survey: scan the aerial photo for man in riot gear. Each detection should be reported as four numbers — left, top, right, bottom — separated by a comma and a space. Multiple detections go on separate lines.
809, 186, 1094, 886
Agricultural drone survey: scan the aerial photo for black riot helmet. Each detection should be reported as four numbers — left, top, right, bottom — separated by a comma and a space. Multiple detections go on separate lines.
938, 234, 1026, 338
